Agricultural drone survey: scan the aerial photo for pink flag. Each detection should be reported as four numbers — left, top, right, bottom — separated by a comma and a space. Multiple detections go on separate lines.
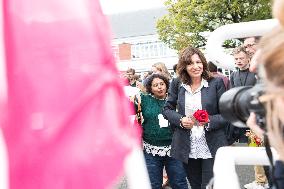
1, 0, 140, 188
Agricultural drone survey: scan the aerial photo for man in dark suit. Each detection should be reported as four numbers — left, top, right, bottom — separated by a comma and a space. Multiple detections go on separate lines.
228, 45, 257, 144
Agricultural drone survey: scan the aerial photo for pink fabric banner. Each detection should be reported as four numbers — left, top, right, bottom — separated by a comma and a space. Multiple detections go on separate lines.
1, 0, 140, 188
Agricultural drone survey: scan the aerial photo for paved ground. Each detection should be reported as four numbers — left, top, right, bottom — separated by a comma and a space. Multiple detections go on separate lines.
236, 164, 255, 189
114, 144, 256, 189
114, 165, 254, 189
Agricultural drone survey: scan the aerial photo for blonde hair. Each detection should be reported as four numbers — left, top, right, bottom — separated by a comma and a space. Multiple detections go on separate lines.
259, 0, 284, 87
232, 45, 250, 56
152, 62, 171, 80
259, 26, 284, 129
255, 0, 284, 138
259, 26, 284, 87
273, 0, 284, 26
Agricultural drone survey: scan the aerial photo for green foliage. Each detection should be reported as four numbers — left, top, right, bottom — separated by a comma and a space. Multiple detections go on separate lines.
156, 0, 272, 50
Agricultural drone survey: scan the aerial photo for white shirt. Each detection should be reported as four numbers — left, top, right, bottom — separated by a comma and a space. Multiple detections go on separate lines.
183, 79, 212, 159
123, 86, 140, 98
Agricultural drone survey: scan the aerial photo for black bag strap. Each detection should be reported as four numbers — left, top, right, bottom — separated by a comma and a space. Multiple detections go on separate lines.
134, 95, 141, 113
264, 134, 279, 189
134, 95, 142, 124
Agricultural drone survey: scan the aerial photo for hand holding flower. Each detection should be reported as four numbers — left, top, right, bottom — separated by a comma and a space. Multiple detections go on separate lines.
192, 109, 209, 126
187, 110, 209, 138
180, 117, 194, 129
246, 130, 263, 147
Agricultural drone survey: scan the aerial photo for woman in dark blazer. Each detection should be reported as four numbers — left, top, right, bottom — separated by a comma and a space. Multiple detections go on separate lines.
162, 46, 229, 189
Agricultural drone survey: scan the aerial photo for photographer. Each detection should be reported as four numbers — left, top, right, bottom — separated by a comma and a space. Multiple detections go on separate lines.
246, 24, 284, 189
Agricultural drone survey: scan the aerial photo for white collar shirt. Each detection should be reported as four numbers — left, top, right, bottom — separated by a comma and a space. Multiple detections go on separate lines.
183, 79, 212, 159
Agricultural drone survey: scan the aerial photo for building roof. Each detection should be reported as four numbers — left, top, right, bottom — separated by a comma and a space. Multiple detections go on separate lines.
108, 8, 168, 39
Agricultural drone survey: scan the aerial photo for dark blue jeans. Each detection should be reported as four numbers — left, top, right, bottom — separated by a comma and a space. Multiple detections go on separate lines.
183, 158, 214, 189
144, 151, 188, 189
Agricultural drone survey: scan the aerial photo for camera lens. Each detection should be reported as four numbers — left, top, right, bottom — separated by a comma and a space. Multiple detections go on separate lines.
219, 86, 252, 128
219, 84, 265, 128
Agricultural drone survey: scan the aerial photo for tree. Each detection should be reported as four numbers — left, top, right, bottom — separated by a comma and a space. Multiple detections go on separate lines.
156, 0, 272, 51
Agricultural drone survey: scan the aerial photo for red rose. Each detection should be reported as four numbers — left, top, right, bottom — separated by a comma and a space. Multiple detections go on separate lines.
254, 136, 262, 146
193, 110, 209, 123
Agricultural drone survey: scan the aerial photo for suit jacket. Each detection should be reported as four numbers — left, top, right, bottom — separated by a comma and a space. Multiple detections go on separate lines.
162, 77, 229, 163
229, 69, 257, 88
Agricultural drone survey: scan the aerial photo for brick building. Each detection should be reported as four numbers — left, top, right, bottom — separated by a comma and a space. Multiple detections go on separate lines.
107, 8, 178, 73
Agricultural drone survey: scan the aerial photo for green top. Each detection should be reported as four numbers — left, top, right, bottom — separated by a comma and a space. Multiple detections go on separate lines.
140, 94, 172, 146
130, 81, 137, 87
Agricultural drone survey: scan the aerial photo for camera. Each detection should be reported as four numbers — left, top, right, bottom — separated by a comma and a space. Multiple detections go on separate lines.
219, 84, 266, 128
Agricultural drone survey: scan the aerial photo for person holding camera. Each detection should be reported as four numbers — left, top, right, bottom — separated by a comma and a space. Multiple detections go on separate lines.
246, 24, 284, 189
162, 46, 228, 189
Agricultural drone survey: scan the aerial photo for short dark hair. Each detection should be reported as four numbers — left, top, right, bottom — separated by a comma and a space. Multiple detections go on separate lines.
145, 74, 169, 94
126, 68, 135, 75
254, 36, 261, 43
208, 61, 217, 72
177, 46, 212, 85
173, 64, 177, 73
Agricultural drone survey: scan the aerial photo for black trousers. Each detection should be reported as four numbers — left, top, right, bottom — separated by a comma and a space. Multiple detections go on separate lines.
183, 158, 214, 189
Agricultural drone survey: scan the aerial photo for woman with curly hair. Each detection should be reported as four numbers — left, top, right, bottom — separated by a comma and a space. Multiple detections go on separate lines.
135, 73, 188, 189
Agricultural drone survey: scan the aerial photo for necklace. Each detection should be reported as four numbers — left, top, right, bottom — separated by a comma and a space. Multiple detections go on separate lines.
150, 94, 167, 111
150, 94, 167, 101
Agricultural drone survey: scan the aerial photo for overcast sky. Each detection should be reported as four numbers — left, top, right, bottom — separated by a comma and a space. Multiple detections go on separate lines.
100, 0, 165, 14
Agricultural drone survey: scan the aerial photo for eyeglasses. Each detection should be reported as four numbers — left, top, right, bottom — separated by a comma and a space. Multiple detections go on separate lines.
244, 43, 256, 48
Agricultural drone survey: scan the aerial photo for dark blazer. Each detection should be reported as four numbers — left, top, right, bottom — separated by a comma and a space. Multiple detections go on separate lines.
162, 77, 229, 163
229, 69, 257, 88
274, 160, 284, 189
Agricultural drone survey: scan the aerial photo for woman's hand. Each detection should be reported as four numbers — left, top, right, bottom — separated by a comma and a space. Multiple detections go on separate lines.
246, 112, 265, 139
181, 117, 194, 129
